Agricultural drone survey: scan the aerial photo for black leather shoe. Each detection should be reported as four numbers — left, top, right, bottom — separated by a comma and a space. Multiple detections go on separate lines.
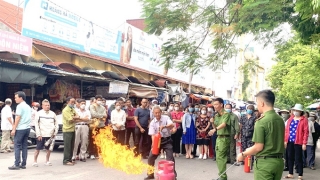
80, 159, 86, 162
8, 165, 20, 170
283, 167, 289, 171
144, 174, 154, 179
20, 166, 26, 169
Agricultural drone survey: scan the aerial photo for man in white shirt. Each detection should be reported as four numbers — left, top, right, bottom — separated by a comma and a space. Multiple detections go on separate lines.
111, 101, 126, 145
33, 99, 58, 167
73, 99, 91, 162
1, 98, 13, 153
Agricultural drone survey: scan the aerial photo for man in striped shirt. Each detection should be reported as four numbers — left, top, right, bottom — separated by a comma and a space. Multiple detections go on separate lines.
33, 99, 59, 167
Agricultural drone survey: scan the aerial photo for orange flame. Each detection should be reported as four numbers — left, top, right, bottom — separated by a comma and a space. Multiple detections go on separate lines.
93, 126, 154, 175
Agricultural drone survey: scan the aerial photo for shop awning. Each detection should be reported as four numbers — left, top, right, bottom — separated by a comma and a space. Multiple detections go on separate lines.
45, 62, 84, 73
128, 84, 158, 98
0, 59, 47, 85
127, 76, 141, 84
154, 79, 171, 88
85, 70, 127, 81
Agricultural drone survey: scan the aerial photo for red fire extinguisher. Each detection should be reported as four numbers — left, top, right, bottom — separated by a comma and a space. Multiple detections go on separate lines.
152, 131, 161, 155
244, 156, 251, 173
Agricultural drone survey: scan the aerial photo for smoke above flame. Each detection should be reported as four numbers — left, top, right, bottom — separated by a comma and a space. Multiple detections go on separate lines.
93, 126, 154, 175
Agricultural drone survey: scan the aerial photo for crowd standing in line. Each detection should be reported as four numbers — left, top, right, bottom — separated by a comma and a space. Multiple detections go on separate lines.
1, 90, 320, 180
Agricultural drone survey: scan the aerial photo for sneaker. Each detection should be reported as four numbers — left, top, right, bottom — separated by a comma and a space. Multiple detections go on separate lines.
19, 165, 26, 169
198, 154, 203, 159
44, 162, 52, 166
90, 155, 95, 160
160, 154, 165, 159
8, 165, 20, 170
32, 163, 38, 167
203, 154, 207, 160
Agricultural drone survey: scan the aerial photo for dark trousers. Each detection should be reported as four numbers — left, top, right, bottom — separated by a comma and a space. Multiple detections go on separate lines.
134, 127, 151, 157
212, 133, 217, 158
112, 129, 125, 145
63, 132, 75, 164
125, 127, 135, 147
147, 138, 177, 177
306, 145, 315, 167
313, 140, 317, 165
228, 134, 236, 163
88, 128, 99, 156
171, 128, 182, 154
14, 128, 30, 166
287, 142, 303, 176
192, 142, 197, 156
284, 148, 288, 168
181, 143, 186, 154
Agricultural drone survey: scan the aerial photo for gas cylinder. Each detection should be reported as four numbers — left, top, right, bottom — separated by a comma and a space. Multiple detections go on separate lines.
156, 160, 175, 180
152, 132, 161, 155
244, 155, 251, 173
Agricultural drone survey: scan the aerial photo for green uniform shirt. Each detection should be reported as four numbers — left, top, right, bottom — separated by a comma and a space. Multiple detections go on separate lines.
229, 112, 240, 135
214, 110, 231, 135
252, 110, 285, 156
62, 105, 77, 132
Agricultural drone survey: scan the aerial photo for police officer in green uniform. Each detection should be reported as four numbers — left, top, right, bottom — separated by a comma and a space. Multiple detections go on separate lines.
209, 98, 231, 180
237, 90, 285, 180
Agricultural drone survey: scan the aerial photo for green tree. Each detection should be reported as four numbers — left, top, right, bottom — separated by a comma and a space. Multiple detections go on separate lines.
267, 39, 320, 106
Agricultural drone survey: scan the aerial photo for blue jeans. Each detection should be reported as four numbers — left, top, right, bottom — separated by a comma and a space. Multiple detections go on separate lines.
14, 129, 30, 166
306, 145, 315, 167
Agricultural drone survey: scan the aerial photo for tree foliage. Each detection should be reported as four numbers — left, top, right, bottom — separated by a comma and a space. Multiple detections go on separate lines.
267, 39, 320, 107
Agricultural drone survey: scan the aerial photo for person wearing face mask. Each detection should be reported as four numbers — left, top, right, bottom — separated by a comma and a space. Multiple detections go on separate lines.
194, 104, 200, 116
89, 95, 107, 160
168, 102, 174, 113
283, 104, 309, 179
72, 99, 91, 162
195, 106, 211, 160
239, 104, 256, 165
310, 113, 320, 167
225, 104, 240, 166
280, 109, 290, 171
306, 115, 316, 170
182, 104, 197, 159
170, 103, 184, 157
111, 102, 126, 145
30, 102, 40, 130
62, 97, 80, 166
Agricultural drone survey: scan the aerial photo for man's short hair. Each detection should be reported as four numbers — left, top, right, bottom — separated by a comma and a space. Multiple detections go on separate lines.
95, 95, 103, 100
76, 98, 82, 103
214, 98, 224, 106
255, 90, 275, 106
126, 99, 131, 103
14, 91, 26, 101
66, 97, 74, 103
160, 102, 167, 107
225, 103, 232, 109
42, 99, 50, 104
80, 99, 86, 103
153, 106, 162, 112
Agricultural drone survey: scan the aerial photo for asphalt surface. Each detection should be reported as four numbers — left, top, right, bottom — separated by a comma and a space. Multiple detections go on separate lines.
0, 143, 319, 180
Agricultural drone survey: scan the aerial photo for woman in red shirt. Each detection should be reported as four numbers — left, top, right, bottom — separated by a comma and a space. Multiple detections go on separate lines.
284, 104, 309, 180
170, 103, 184, 157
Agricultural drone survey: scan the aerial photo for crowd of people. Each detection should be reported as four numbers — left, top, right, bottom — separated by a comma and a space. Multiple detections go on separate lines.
1, 90, 320, 180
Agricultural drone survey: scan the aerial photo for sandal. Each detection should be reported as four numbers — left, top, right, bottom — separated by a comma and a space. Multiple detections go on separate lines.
190, 155, 194, 159
298, 176, 303, 180
63, 162, 74, 166
186, 155, 190, 159
283, 175, 294, 179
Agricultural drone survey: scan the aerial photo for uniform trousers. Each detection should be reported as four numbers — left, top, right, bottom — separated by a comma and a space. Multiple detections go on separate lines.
254, 158, 284, 180
228, 134, 236, 163
216, 137, 230, 180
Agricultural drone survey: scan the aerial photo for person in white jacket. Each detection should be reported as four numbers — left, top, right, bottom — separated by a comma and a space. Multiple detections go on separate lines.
0, 98, 13, 153
33, 99, 58, 167
111, 102, 126, 145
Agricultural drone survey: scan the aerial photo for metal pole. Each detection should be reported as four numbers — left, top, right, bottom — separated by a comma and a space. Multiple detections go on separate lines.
81, 80, 83, 98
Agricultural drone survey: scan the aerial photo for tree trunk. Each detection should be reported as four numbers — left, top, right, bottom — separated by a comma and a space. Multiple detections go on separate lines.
188, 72, 193, 93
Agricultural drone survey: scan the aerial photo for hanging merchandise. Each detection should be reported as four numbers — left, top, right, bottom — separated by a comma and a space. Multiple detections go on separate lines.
167, 84, 181, 95
49, 80, 80, 103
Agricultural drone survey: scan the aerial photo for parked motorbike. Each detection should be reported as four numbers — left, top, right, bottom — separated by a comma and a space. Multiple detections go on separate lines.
28, 127, 37, 146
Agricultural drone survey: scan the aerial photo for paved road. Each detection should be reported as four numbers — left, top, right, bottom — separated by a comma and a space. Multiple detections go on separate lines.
0, 144, 319, 180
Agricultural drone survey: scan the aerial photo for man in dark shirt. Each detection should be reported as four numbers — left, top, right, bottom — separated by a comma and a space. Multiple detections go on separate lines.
134, 98, 151, 159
